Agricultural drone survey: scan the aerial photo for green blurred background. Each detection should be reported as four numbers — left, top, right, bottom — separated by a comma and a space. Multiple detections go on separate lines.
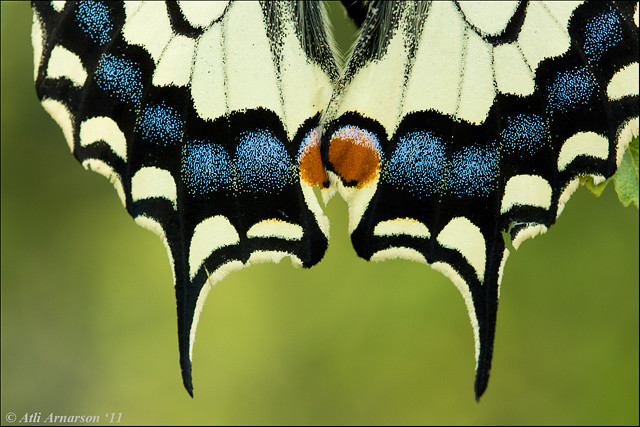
1, 2, 638, 425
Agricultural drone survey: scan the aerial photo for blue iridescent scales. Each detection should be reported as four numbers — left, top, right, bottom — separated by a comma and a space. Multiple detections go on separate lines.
74, 0, 112, 45
32, 0, 638, 400
180, 130, 294, 196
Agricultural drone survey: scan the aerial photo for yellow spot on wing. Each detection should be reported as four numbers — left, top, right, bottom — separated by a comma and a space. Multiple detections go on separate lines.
247, 219, 304, 241
189, 216, 239, 279
500, 174, 552, 213
373, 218, 430, 238
437, 217, 486, 281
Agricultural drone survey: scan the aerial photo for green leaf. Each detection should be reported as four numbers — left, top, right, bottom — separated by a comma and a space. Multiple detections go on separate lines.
581, 174, 609, 197
613, 135, 639, 208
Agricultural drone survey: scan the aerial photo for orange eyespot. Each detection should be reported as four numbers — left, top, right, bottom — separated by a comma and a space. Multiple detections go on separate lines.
328, 126, 382, 188
298, 127, 329, 188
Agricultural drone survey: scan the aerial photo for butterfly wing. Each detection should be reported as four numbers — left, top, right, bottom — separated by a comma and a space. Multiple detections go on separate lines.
321, 0, 639, 399
32, 0, 338, 395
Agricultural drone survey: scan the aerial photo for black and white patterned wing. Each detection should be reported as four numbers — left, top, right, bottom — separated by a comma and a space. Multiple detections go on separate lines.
321, 1, 639, 399
32, 0, 339, 395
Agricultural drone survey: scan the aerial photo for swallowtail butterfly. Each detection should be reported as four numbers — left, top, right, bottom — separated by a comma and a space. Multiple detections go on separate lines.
31, 0, 639, 400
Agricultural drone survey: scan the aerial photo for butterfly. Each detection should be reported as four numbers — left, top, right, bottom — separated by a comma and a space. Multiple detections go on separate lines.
31, 0, 639, 400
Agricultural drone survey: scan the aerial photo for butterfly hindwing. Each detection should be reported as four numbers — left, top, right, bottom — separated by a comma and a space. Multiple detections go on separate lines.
321, 0, 639, 399
32, 0, 339, 395
32, 0, 638, 399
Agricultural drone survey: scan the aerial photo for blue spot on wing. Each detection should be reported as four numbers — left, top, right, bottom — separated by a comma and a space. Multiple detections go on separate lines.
75, 1, 113, 46
181, 141, 233, 196
95, 53, 143, 106
500, 114, 547, 157
582, 7, 623, 64
137, 102, 183, 146
235, 130, 293, 194
446, 144, 498, 198
385, 131, 446, 197
547, 67, 594, 114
